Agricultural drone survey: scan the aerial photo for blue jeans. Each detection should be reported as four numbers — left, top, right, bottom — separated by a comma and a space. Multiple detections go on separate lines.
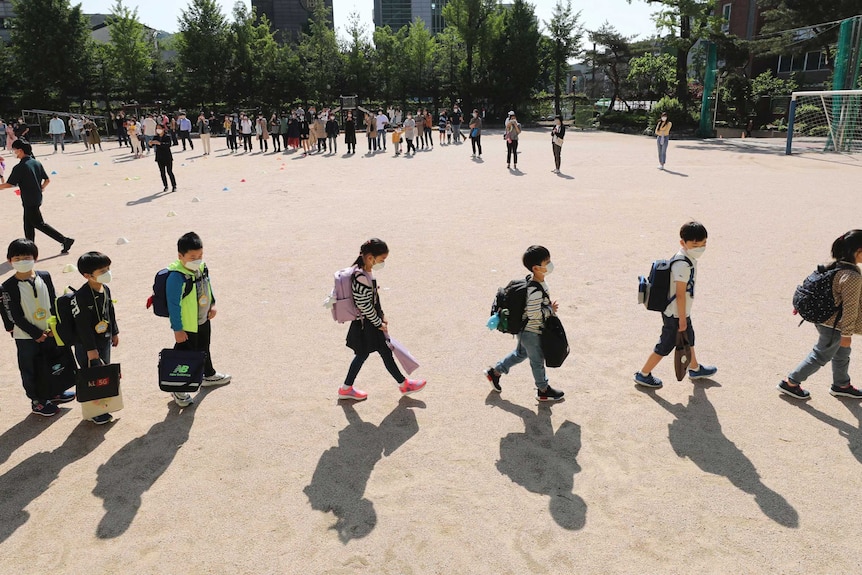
495, 331, 547, 389
788, 324, 850, 387
657, 136, 669, 165
377, 129, 386, 149
52, 134, 64, 151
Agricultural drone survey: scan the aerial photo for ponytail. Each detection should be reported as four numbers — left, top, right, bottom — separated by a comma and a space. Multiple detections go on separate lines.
830, 229, 862, 266
352, 238, 389, 267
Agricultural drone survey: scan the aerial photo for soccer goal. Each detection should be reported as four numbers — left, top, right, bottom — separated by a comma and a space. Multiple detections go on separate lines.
785, 90, 862, 155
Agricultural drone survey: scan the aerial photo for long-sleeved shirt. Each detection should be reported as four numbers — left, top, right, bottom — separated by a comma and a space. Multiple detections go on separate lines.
48, 118, 66, 135
72, 283, 119, 351
352, 273, 382, 327
524, 281, 551, 334
825, 266, 862, 336
1, 271, 56, 339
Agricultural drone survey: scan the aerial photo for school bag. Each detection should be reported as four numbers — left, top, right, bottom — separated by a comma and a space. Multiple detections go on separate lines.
489, 276, 545, 335
638, 255, 692, 312
53, 287, 79, 346
327, 266, 372, 323
147, 266, 206, 317
792, 263, 857, 326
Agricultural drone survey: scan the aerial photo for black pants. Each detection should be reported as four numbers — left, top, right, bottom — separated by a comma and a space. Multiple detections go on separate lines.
347, 141, 355, 153
272, 133, 281, 151
23, 204, 66, 244
259, 136, 268, 152
507, 140, 519, 165
227, 134, 238, 151
406, 138, 415, 154
344, 346, 404, 387
471, 135, 482, 155
425, 127, 433, 146
170, 130, 178, 146
242, 134, 253, 151
74, 338, 112, 369
158, 159, 176, 189
16, 339, 41, 400
328, 136, 337, 153
318, 138, 326, 152
178, 130, 193, 150
552, 142, 562, 170
174, 319, 216, 377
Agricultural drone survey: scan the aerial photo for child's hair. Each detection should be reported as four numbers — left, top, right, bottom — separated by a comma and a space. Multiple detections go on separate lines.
831, 230, 862, 265
353, 238, 389, 267
78, 251, 112, 275
7, 238, 38, 260
680, 221, 708, 242
177, 231, 203, 254
522, 245, 550, 271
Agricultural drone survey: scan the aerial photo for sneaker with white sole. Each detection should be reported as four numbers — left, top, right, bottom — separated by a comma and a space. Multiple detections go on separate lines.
52, 390, 76, 404
634, 372, 663, 389
172, 392, 193, 407
31, 400, 59, 417
777, 380, 810, 400
201, 373, 231, 386
688, 365, 718, 379
338, 386, 368, 401
90, 413, 113, 424
830, 384, 862, 398
537, 385, 565, 402
399, 378, 426, 395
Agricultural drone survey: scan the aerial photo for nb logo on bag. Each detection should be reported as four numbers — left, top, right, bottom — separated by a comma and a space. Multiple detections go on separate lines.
171, 365, 191, 377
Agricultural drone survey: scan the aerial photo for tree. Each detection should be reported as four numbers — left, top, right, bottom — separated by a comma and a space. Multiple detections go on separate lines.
589, 23, 633, 114
627, 52, 677, 99
297, 3, 344, 104
342, 11, 374, 98
372, 25, 409, 106
10, 0, 92, 108
225, 2, 281, 109
442, 0, 497, 108
631, 0, 722, 106
432, 26, 466, 105
404, 18, 437, 104
105, 0, 153, 102
176, 0, 230, 108
545, 0, 583, 116
488, 0, 542, 114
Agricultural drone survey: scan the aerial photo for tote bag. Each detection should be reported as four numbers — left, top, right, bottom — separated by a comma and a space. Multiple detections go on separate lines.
158, 349, 206, 392
674, 332, 692, 381
541, 315, 570, 368
76, 362, 121, 402
35, 339, 77, 399
386, 337, 420, 375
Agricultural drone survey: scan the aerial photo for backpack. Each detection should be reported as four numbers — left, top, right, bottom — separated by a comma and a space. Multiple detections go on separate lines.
53, 287, 79, 346
489, 276, 545, 335
792, 263, 854, 326
327, 266, 372, 323
147, 267, 205, 317
638, 255, 693, 312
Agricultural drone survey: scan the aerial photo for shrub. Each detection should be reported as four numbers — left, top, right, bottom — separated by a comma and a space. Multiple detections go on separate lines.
649, 97, 698, 128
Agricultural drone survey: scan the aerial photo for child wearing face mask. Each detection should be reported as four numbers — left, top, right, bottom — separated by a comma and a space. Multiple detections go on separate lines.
634, 221, 717, 389
1, 238, 76, 416
165, 231, 231, 407
72, 251, 119, 424
484, 245, 565, 402
338, 238, 427, 401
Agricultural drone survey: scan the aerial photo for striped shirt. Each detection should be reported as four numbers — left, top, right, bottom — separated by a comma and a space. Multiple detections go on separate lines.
524, 281, 550, 334
352, 273, 383, 327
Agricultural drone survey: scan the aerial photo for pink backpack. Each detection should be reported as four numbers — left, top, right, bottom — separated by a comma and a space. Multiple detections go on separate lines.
327, 266, 371, 323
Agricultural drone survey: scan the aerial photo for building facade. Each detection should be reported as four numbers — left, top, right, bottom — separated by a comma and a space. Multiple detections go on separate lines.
0, 0, 14, 44
252, 0, 334, 42
373, 0, 446, 34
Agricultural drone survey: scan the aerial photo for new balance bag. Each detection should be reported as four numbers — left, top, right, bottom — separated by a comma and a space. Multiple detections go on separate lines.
158, 349, 206, 392
541, 315, 570, 368
638, 256, 692, 312
76, 362, 121, 402
792, 264, 846, 325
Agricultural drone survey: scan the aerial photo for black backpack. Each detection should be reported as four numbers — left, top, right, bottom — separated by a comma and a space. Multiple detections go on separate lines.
490, 276, 545, 334
792, 263, 855, 326
638, 255, 692, 312
54, 287, 79, 346
147, 267, 205, 317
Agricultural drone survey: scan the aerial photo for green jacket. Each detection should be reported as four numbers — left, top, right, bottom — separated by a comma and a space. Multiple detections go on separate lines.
167, 260, 214, 333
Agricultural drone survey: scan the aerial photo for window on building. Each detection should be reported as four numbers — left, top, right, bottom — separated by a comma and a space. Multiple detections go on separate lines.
721, 3, 731, 33
805, 51, 826, 71
777, 54, 791, 74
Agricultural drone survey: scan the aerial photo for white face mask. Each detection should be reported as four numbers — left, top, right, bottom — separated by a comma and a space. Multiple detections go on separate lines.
687, 247, 706, 259
11, 260, 35, 273
184, 259, 203, 271
372, 261, 385, 271
544, 262, 554, 274
96, 271, 112, 284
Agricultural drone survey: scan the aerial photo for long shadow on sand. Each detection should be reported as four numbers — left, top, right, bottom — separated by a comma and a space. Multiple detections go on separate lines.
92, 388, 213, 539
0, 409, 69, 465
0, 420, 112, 543
780, 396, 862, 464
304, 396, 425, 543
485, 393, 586, 530
643, 382, 798, 527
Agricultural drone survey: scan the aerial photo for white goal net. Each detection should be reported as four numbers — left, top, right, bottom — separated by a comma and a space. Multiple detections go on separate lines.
785, 90, 862, 154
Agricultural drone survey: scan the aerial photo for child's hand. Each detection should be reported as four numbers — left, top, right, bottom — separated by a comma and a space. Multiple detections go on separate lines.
208, 307, 217, 320
678, 318, 687, 332
112, 335, 119, 347
551, 301, 559, 313
88, 349, 100, 361
174, 330, 188, 343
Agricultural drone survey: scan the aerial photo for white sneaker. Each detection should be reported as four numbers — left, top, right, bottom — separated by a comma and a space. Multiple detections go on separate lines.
202, 373, 232, 386
172, 392, 193, 407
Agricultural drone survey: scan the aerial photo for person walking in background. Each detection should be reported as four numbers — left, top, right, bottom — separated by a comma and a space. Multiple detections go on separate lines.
551, 116, 565, 173
415, 109, 425, 149
127, 117, 142, 159
505, 111, 521, 170
149, 122, 177, 192
240, 114, 253, 152
178, 113, 194, 151
48, 114, 66, 154
655, 111, 672, 170
197, 112, 212, 156
85, 117, 102, 152
403, 113, 416, 156
451, 104, 463, 143
115, 110, 129, 148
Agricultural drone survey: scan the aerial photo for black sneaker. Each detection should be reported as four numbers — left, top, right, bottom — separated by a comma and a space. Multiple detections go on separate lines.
90, 413, 113, 424
31, 400, 59, 417
60, 238, 75, 255
537, 385, 564, 402
484, 367, 501, 392
830, 384, 862, 398
777, 380, 811, 400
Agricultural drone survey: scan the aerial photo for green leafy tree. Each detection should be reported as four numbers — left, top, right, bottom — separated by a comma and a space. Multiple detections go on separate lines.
545, 0, 583, 116
488, 0, 541, 114
372, 25, 409, 105
176, 0, 230, 108
433, 26, 466, 105
627, 52, 677, 99
105, 0, 153, 102
10, 0, 92, 108
404, 18, 437, 104
758, 0, 862, 59
225, 2, 281, 109
589, 23, 633, 114
442, 0, 497, 108
297, 3, 344, 105
342, 11, 374, 98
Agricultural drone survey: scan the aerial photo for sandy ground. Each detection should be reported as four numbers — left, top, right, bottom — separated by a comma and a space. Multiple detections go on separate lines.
0, 129, 861, 574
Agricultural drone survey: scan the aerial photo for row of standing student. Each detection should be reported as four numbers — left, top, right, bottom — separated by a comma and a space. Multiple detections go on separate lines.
1, 232, 231, 424
339, 226, 862, 405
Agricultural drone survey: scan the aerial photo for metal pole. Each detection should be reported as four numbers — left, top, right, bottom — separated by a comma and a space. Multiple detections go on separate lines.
785, 97, 797, 155
713, 71, 720, 131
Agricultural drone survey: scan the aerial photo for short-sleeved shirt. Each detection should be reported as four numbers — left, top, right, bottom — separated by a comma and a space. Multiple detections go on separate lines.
664, 250, 697, 317
375, 114, 389, 131
7, 155, 47, 207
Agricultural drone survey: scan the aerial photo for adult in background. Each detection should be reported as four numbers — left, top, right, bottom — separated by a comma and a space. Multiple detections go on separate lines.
142, 113, 157, 154
375, 109, 389, 152
115, 111, 128, 147
344, 111, 356, 154
365, 112, 377, 153
68, 115, 79, 144
325, 113, 339, 154
149, 122, 177, 192
197, 112, 212, 155
48, 114, 66, 154
77, 116, 88, 147
414, 109, 425, 149
468, 108, 482, 158
0, 140, 75, 254
424, 108, 434, 148
451, 104, 463, 143
85, 117, 102, 152
551, 115, 565, 173
240, 113, 253, 152
504, 111, 521, 170
655, 111, 672, 170
287, 112, 300, 150
177, 113, 194, 151
168, 114, 179, 146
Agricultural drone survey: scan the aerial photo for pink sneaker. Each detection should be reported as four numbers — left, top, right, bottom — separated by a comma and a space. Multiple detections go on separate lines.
338, 386, 368, 401
399, 378, 427, 396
